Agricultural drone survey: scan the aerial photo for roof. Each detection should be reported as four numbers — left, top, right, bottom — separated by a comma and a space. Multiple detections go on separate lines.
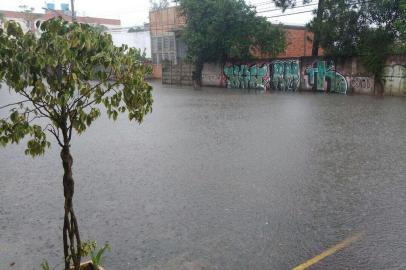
281, 24, 308, 30
0, 10, 121, 26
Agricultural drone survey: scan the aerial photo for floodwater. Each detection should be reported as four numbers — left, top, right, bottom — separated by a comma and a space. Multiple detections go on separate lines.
1, 82, 406, 270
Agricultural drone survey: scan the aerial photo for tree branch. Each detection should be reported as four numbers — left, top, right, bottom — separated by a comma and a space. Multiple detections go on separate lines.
82, 82, 120, 109
0, 100, 31, 110
48, 125, 63, 147
69, 69, 114, 111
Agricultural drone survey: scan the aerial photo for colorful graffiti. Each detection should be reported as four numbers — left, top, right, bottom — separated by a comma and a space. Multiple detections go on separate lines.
271, 60, 300, 91
305, 61, 348, 94
382, 65, 406, 95
223, 64, 269, 89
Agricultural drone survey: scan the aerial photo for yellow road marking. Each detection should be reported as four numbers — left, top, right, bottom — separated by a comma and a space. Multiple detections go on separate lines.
291, 232, 365, 270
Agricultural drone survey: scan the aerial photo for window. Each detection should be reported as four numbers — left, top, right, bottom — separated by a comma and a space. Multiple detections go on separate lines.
151, 33, 178, 63
152, 37, 158, 52
157, 37, 163, 51
152, 53, 158, 64
169, 37, 175, 51
164, 37, 169, 50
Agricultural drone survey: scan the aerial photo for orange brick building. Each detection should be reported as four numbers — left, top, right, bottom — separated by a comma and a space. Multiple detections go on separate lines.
251, 25, 321, 58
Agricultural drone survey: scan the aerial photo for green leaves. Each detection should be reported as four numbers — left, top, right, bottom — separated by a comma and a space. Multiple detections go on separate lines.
180, 0, 286, 66
272, 0, 313, 11
307, 0, 404, 57
79, 240, 111, 269
0, 17, 153, 156
90, 242, 111, 269
0, 115, 49, 156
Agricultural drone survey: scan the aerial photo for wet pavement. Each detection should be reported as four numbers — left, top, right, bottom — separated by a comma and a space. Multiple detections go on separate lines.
1, 82, 406, 270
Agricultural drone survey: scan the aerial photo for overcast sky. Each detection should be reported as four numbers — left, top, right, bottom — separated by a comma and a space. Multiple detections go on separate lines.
0, 0, 315, 27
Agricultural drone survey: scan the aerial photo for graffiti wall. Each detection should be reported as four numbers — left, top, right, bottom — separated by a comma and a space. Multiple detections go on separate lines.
303, 60, 348, 94
270, 60, 300, 91
223, 63, 270, 90
162, 55, 405, 96
223, 59, 352, 94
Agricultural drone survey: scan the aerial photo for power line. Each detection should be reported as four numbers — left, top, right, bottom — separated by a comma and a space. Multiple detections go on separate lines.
257, 3, 319, 13
254, 0, 279, 6
261, 0, 375, 18
265, 9, 315, 18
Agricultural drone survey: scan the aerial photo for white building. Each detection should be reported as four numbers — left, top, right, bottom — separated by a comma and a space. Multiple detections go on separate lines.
108, 27, 151, 59
0, 9, 121, 34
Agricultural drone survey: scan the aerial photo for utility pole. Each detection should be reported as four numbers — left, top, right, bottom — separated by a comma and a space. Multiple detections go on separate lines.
312, 0, 324, 56
71, 0, 76, 21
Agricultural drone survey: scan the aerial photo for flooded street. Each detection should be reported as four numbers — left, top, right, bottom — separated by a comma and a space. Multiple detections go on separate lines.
1, 82, 406, 270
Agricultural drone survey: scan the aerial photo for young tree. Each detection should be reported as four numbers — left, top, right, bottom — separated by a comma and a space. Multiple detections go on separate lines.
0, 19, 153, 270
180, 0, 286, 87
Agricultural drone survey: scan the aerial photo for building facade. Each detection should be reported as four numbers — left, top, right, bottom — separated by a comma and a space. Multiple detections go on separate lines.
251, 25, 321, 58
0, 8, 120, 34
149, 6, 187, 78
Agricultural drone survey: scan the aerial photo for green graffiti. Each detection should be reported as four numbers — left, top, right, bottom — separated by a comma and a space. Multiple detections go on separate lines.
223, 64, 268, 89
305, 61, 348, 94
271, 60, 300, 91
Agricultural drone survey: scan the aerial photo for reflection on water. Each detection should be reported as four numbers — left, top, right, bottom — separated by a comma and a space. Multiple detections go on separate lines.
1, 83, 405, 270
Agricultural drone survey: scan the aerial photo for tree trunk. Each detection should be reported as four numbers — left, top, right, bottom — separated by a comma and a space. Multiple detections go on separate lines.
61, 144, 81, 270
312, 0, 324, 56
193, 59, 204, 89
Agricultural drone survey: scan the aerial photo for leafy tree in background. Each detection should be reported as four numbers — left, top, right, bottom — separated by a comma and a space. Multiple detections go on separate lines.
305, 0, 403, 81
394, 0, 406, 52
150, 0, 170, 11
0, 18, 153, 270
180, 0, 286, 87
308, 0, 403, 56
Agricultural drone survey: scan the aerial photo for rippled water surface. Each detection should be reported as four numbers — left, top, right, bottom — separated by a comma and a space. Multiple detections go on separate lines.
1, 82, 406, 270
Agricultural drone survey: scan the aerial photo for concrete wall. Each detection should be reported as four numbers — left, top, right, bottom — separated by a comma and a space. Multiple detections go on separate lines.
299, 57, 367, 94
185, 55, 405, 96
162, 62, 193, 85
382, 55, 406, 96
161, 55, 406, 96
161, 62, 224, 86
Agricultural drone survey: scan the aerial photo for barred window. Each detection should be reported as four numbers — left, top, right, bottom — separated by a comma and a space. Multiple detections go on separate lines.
164, 37, 169, 50
157, 37, 163, 51
169, 37, 175, 51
